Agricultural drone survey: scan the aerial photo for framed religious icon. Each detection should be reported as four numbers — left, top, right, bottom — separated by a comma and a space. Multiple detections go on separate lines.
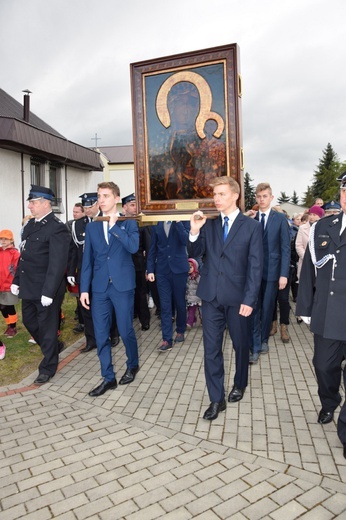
130, 43, 243, 218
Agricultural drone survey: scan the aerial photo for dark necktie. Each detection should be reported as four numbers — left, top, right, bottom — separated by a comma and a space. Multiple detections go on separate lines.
223, 216, 229, 242
261, 213, 266, 230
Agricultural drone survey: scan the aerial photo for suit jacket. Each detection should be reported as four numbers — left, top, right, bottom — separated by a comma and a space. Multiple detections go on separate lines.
188, 213, 263, 308
80, 219, 139, 294
146, 221, 190, 275
256, 209, 291, 281
13, 212, 70, 300
296, 214, 346, 340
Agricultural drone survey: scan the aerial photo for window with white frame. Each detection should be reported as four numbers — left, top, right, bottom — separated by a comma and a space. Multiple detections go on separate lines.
30, 158, 63, 213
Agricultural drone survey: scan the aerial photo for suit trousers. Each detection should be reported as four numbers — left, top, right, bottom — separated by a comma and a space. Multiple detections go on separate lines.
251, 279, 278, 353
313, 334, 346, 443
202, 299, 251, 403
135, 269, 150, 326
92, 284, 138, 382
156, 272, 187, 343
22, 296, 62, 376
80, 303, 97, 348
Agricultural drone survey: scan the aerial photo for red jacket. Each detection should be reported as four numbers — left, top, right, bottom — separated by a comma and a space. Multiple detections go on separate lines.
0, 247, 20, 292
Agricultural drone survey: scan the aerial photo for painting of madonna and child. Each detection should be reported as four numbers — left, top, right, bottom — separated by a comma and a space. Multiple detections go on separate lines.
131, 44, 243, 214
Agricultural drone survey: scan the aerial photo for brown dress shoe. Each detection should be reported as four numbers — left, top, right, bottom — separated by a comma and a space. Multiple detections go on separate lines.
280, 324, 290, 343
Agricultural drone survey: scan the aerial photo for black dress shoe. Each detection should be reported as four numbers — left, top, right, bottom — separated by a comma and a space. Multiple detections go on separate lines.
141, 324, 150, 331
111, 336, 120, 348
228, 386, 245, 403
343, 444, 346, 459
318, 409, 334, 424
203, 399, 226, 420
80, 344, 97, 353
73, 324, 85, 333
34, 373, 52, 385
88, 379, 117, 397
119, 366, 139, 385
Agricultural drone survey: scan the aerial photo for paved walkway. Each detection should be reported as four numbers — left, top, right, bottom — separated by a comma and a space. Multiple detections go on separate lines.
1, 306, 346, 519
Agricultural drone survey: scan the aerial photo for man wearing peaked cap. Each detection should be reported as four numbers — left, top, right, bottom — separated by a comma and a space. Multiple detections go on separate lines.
296, 173, 346, 460
121, 193, 136, 206
12, 185, 71, 385
80, 192, 98, 207
322, 200, 341, 216
336, 171, 346, 184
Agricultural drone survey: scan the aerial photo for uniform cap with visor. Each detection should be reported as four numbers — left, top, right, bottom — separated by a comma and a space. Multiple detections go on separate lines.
27, 185, 55, 201
79, 192, 98, 207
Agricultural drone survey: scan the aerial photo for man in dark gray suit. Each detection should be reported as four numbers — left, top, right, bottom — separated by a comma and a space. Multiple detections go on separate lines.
189, 176, 263, 420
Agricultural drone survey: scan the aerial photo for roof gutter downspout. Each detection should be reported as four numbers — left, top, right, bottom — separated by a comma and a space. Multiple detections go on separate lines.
21, 153, 25, 219
65, 164, 68, 222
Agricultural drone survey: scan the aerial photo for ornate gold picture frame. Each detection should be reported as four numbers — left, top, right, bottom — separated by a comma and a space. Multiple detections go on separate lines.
130, 43, 243, 218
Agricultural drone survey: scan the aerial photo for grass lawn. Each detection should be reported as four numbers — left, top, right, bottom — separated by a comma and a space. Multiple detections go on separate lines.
0, 293, 84, 386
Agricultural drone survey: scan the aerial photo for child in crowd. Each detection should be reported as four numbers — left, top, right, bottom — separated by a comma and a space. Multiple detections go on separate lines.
186, 258, 201, 328
0, 229, 20, 338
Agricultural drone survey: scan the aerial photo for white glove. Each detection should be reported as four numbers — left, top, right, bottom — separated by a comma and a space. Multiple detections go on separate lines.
67, 276, 76, 286
41, 295, 53, 307
301, 316, 311, 325
10, 284, 19, 295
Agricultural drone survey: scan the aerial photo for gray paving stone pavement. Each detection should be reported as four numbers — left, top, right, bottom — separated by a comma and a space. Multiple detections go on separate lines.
0, 304, 345, 519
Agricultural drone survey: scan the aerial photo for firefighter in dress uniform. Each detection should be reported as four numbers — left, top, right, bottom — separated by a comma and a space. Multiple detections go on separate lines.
296, 173, 346, 459
12, 185, 70, 385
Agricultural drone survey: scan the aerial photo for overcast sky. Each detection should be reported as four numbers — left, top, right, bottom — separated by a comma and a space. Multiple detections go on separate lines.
1, 0, 346, 202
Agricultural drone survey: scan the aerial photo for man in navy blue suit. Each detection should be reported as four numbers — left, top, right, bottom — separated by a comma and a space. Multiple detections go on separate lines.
147, 220, 190, 351
80, 182, 139, 397
189, 176, 263, 420
249, 182, 291, 363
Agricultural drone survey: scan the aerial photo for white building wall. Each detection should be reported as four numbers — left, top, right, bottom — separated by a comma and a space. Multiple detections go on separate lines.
0, 149, 28, 244
0, 147, 102, 241
108, 166, 135, 199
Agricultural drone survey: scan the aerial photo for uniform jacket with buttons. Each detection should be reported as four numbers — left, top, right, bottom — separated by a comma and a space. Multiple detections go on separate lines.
13, 212, 71, 300
296, 213, 346, 340
67, 216, 90, 284
80, 219, 139, 294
